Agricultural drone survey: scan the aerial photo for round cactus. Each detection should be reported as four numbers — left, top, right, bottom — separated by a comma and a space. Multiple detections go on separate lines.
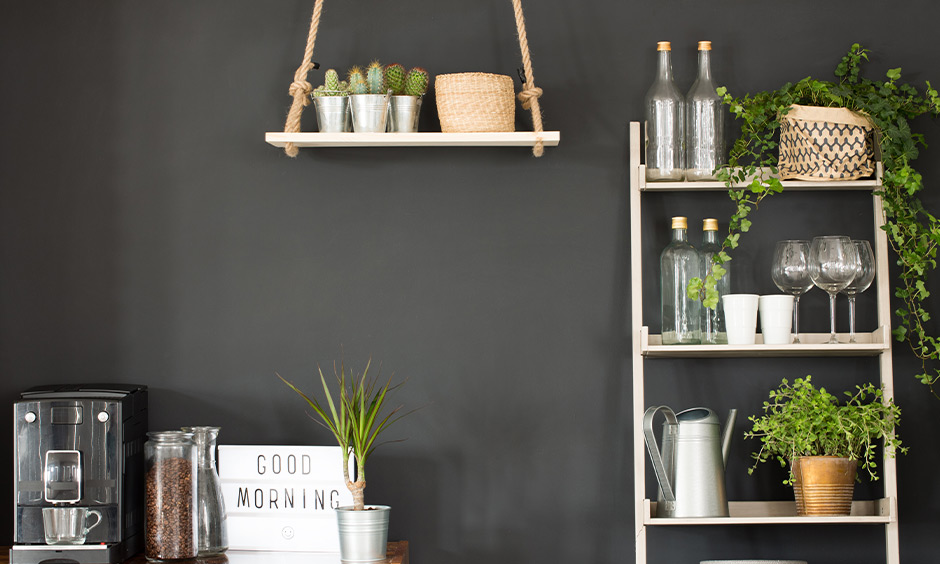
403, 67, 430, 97
366, 61, 386, 95
385, 63, 406, 95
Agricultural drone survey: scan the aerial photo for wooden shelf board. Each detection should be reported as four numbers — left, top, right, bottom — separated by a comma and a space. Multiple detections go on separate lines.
641, 326, 889, 358
265, 131, 560, 148
645, 499, 896, 525
638, 164, 881, 191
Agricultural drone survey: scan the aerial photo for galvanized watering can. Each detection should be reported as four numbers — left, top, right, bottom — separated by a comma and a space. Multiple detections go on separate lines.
643, 406, 737, 518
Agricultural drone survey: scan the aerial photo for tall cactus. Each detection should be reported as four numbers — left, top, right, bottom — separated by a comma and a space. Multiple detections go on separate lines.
366, 61, 386, 95
403, 67, 430, 97
347, 66, 367, 95
385, 63, 406, 96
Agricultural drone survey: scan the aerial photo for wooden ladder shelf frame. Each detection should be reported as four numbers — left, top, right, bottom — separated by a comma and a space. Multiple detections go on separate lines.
627, 121, 900, 564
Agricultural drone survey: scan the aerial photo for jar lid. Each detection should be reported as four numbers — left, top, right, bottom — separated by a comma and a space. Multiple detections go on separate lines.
698, 40, 712, 51
671, 216, 688, 229
657, 41, 671, 51
147, 430, 194, 443
703, 218, 719, 231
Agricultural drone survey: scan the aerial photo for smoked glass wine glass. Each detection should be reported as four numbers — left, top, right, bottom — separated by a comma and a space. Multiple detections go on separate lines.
809, 236, 860, 344
771, 240, 814, 344
840, 240, 875, 343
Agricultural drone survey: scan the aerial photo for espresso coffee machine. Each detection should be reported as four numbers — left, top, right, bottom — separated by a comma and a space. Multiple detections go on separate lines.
11, 384, 148, 564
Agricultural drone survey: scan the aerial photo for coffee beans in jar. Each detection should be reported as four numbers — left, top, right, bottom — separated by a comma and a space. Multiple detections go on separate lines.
145, 431, 197, 560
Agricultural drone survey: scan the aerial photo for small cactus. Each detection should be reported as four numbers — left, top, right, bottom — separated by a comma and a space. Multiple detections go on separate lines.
324, 69, 341, 92
348, 66, 367, 95
403, 67, 430, 97
366, 61, 386, 95
311, 68, 349, 97
385, 63, 407, 95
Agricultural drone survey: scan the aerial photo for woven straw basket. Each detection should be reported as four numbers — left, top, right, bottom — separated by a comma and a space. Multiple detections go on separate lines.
435, 73, 515, 133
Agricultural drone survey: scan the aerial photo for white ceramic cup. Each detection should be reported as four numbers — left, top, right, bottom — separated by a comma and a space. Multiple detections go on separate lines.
759, 294, 795, 345
722, 294, 760, 345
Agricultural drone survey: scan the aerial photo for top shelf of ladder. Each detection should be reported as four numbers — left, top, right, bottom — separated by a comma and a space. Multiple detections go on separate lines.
266, 131, 560, 148
630, 121, 881, 191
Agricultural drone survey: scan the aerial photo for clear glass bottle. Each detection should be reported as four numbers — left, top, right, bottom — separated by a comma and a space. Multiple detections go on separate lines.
701, 218, 729, 344
645, 41, 685, 181
183, 426, 228, 556
661, 216, 702, 344
685, 41, 725, 181
145, 431, 198, 561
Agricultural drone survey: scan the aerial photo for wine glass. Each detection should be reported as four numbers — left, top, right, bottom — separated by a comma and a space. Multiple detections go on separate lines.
771, 240, 814, 343
840, 240, 875, 343
809, 236, 860, 344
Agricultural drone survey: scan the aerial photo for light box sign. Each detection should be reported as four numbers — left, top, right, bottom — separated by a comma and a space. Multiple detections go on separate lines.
219, 445, 353, 552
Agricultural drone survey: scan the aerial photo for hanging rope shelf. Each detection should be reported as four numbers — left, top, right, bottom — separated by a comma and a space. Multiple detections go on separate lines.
265, 0, 559, 157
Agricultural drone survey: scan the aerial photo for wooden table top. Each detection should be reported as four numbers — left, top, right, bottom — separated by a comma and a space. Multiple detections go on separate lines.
3, 542, 409, 564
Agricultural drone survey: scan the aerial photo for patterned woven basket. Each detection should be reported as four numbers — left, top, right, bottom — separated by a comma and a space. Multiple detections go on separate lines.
435, 73, 515, 133
778, 104, 874, 181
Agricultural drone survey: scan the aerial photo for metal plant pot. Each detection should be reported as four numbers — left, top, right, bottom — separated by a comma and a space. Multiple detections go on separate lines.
349, 94, 390, 133
313, 96, 351, 133
387, 95, 423, 132
335, 505, 390, 564
791, 455, 857, 516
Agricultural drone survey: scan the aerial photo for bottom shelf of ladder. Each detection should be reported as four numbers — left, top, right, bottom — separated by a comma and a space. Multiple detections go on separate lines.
643, 498, 896, 525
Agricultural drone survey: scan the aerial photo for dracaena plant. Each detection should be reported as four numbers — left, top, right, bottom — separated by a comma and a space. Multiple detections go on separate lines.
687, 44, 940, 393
279, 358, 407, 510
744, 376, 906, 485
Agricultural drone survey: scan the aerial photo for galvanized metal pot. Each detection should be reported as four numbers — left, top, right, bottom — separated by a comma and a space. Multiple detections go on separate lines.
791, 456, 856, 516
313, 96, 351, 133
349, 94, 390, 133
335, 505, 390, 564
387, 95, 423, 132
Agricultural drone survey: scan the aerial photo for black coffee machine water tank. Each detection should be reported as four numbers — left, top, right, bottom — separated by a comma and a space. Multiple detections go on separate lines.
10, 384, 148, 564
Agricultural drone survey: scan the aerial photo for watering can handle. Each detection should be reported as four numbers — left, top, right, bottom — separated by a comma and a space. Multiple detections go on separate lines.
643, 406, 678, 503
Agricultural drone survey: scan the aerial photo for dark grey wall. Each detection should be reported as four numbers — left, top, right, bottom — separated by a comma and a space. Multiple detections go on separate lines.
2, 1, 939, 563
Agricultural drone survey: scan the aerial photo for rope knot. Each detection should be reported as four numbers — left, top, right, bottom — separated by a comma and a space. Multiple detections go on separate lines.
517, 86, 543, 110
289, 80, 313, 106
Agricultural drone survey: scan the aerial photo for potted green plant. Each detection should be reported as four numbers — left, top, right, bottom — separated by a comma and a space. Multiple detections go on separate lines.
744, 376, 905, 516
348, 61, 391, 132
310, 68, 351, 133
279, 358, 408, 563
687, 44, 940, 394
385, 63, 430, 132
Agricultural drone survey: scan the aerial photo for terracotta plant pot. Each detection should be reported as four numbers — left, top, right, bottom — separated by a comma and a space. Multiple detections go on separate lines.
791, 456, 857, 516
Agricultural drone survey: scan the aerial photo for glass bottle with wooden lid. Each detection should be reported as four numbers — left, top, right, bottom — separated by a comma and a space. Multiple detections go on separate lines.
701, 218, 729, 343
661, 216, 702, 344
645, 41, 685, 181
685, 41, 725, 181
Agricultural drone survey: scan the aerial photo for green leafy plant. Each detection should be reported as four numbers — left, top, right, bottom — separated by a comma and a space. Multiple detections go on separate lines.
745, 376, 905, 484
687, 44, 940, 391
278, 358, 408, 511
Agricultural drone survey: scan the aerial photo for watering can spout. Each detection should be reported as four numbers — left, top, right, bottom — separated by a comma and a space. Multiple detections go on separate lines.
721, 409, 737, 465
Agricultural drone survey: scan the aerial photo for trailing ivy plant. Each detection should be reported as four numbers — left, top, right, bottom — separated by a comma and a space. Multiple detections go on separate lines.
745, 376, 906, 484
687, 44, 940, 392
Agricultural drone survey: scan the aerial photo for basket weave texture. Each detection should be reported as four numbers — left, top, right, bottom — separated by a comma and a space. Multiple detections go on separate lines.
435, 73, 515, 133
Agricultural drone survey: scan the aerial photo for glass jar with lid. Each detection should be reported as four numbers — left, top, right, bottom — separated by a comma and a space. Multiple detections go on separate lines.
144, 431, 198, 561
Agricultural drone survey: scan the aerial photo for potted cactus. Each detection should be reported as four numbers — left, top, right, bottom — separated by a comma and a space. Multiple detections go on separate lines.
385, 64, 430, 132
310, 69, 351, 133
348, 61, 391, 132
